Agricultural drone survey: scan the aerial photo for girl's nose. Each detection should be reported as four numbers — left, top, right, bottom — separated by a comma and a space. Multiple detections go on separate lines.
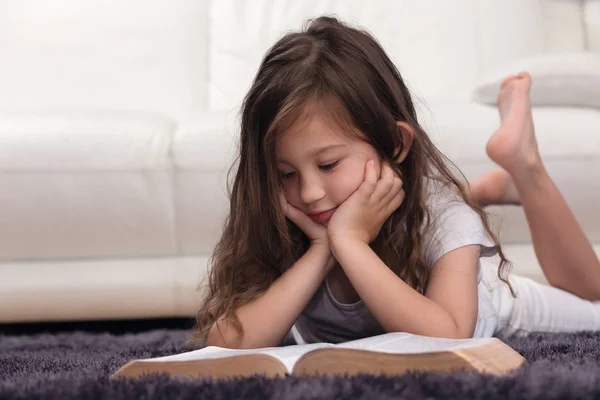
299, 174, 326, 205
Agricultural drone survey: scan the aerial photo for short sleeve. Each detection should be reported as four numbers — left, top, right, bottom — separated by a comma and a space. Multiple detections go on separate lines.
422, 182, 497, 268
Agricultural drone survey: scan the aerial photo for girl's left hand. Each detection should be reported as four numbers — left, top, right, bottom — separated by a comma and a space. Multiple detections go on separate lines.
327, 160, 405, 246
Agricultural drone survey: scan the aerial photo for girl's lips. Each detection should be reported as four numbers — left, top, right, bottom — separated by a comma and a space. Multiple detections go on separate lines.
309, 208, 336, 224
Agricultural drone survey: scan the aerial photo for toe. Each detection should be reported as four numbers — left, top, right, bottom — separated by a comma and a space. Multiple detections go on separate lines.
517, 71, 532, 82
501, 75, 515, 89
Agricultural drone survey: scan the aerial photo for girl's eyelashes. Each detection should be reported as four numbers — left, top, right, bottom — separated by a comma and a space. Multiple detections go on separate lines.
319, 161, 339, 171
279, 161, 339, 180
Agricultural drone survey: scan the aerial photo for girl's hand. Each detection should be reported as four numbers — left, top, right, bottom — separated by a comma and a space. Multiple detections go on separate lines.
279, 190, 329, 246
327, 160, 405, 246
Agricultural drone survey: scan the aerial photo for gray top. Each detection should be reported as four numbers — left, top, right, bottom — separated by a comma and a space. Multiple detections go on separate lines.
292, 180, 498, 344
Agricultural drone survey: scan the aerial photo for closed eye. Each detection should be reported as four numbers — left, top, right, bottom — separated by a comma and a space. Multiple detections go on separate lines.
280, 161, 339, 180
319, 161, 339, 171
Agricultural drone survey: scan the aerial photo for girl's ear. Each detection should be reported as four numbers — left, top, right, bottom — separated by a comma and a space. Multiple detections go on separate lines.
393, 121, 415, 163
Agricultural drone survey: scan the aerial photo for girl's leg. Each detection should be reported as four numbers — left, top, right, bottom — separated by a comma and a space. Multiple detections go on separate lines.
469, 72, 600, 301
469, 168, 519, 207
480, 262, 600, 336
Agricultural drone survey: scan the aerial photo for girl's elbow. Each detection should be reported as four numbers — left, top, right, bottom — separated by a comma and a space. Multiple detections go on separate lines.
206, 322, 227, 347
430, 318, 475, 339
206, 320, 242, 349
449, 330, 474, 340
428, 327, 472, 340
450, 321, 476, 339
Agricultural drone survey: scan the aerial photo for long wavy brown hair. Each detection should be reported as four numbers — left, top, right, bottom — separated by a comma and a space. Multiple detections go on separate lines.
191, 16, 512, 347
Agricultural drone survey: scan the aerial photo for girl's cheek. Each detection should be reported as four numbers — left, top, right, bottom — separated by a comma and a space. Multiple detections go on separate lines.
334, 169, 362, 196
282, 185, 301, 209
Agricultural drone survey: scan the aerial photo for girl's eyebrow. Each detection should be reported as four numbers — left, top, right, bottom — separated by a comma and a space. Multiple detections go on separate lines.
277, 144, 347, 164
311, 144, 347, 156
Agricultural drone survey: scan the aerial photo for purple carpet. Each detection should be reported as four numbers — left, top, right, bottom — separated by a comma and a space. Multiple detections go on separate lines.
1, 329, 600, 399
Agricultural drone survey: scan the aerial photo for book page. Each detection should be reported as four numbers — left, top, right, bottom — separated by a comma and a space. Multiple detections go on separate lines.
139, 342, 335, 372
337, 332, 495, 354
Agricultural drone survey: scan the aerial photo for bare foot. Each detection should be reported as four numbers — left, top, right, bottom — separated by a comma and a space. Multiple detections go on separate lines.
468, 168, 520, 206
485, 72, 542, 174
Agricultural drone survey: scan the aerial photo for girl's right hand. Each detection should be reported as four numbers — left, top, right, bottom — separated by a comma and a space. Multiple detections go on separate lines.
279, 191, 329, 247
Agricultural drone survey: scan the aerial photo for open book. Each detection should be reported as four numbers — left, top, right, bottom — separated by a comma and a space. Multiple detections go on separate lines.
112, 332, 525, 380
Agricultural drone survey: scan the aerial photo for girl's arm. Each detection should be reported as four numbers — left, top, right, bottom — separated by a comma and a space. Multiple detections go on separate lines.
331, 239, 480, 339
207, 244, 335, 349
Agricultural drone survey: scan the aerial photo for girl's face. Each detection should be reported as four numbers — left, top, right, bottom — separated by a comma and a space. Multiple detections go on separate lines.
276, 109, 381, 225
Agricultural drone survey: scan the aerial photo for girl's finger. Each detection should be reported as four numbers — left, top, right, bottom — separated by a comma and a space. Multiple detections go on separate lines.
372, 163, 396, 201
389, 188, 405, 212
283, 198, 324, 236
279, 190, 290, 217
285, 201, 306, 223
379, 161, 392, 181
383, 184, 405, 215
362, 159, 378, 194
280, 192, 309, 225
382, 177, 404, 206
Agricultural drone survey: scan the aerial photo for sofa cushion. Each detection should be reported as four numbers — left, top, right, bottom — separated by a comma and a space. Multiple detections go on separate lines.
584, 0, 600, 52
0, 256, 207, 322
0, 111, 178, 261
208, 0, 586, 111
0, 0, 209, 120
475, 0, 586, 73
172, 111, 238, 254
0, 111, 175, 171
208, 0, 482, 109
473, 53, 600, 110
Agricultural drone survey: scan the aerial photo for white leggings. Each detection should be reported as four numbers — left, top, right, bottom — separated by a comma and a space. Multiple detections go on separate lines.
479, 261, 600, 336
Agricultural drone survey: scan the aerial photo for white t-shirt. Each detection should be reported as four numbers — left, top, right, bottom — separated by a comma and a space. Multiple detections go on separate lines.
293, 179, 499, 344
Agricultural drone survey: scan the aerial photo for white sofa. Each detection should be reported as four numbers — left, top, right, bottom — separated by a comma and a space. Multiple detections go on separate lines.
1, 0, 599, 323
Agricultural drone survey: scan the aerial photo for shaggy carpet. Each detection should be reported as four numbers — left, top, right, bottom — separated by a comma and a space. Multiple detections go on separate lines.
1, 328, 600, 399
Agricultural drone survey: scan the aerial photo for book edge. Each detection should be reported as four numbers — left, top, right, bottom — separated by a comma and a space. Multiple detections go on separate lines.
111, 353, 290, 380
451, 338, 526, 375
291, 337, 525, 376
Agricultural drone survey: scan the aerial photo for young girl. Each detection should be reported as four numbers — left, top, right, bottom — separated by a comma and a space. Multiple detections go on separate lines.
193, 16, 600, 349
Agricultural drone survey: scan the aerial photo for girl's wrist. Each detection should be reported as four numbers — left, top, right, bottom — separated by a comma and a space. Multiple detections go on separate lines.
308, 243, 335, 272
330, 236, 366, 259
330, 235, 364, 248
309, 242, 332, 256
